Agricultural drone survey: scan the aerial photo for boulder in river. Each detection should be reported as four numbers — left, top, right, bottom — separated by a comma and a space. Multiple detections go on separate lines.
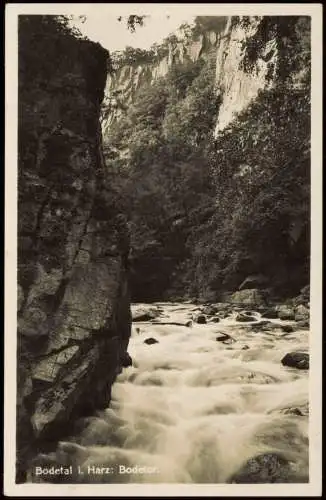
281, 406, 309, 417
296, 319, 310, 329
230, 453, 302, 483
280, 324, 294, 333
209, 317, 220, 323
132, 305, 161, 322
281, 352, 309, 370
294, 304, 310, 322
250, 320, 279, 332
144, 337, 159, 345
218, 311, 230, 319
216, 333, 235, 343
230, 288, 267, 307
236, 312, 256, 322
261, 307, 278, 319
195, 314, 207, 324
201, 305, 218, 316
277, 305, 295, 320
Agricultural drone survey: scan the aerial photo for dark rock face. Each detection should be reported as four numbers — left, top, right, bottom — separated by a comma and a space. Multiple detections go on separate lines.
281, 352, 309, 370
17, 18, 131, 482
133, 312, 156, 322
132, 311, 160, 322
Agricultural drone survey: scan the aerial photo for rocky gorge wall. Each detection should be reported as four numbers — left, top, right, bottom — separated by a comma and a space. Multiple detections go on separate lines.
17, 17, 132, 481
214, 16, 310, 135
100, 15, 310, 303
101, 28, 221, 137
214, 16, 277, 135
101, 16, 309, 139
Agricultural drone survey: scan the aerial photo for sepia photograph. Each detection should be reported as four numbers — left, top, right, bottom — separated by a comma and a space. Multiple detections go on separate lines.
4, 3, 322, 496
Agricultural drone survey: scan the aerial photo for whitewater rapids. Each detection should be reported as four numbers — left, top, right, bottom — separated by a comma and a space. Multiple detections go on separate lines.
30, 303, 309, 484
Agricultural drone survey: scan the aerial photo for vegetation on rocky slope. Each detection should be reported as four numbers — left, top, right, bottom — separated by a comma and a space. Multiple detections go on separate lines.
103, 16, 311, 302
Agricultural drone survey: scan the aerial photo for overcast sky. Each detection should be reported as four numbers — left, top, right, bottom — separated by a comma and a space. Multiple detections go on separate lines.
70, 14, 196, 52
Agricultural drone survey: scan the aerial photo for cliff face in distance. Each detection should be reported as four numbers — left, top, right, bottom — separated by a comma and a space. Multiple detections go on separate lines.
101, 26, 222, 137
101, 15, 310, 302
102, 15, 310, 138
17, 16, 132, 481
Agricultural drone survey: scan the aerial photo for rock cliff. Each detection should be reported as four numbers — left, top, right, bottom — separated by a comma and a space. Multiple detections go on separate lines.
214, 16, 309, 135
17, 16, 131, 481
100, 15, 310, 302
101, 27, 221, 137
101, 15, 309, 139
214, 16, 277, 135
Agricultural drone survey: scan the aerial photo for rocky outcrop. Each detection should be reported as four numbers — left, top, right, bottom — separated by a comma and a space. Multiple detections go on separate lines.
102, 16, 309, 144
214, 16, 310, 136
17, 18, 131, 482
101, 16, 276, 138
101, 29, 220, 137
214, 17, 277, 135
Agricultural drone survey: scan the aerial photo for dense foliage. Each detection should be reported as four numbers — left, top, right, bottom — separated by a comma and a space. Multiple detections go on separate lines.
103, 16, 311, 301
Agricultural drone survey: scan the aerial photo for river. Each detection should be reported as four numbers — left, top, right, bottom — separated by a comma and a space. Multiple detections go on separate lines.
30, 302, 309, 484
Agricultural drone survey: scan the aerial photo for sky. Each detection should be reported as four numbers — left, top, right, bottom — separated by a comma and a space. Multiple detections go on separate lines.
70, 14, 196, 52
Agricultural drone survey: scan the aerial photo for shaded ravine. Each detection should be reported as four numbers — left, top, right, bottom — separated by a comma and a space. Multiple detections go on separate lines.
29, 303, 309, 484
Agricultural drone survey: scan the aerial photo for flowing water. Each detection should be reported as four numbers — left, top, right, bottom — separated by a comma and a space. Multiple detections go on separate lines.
31, 303, 309, 484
